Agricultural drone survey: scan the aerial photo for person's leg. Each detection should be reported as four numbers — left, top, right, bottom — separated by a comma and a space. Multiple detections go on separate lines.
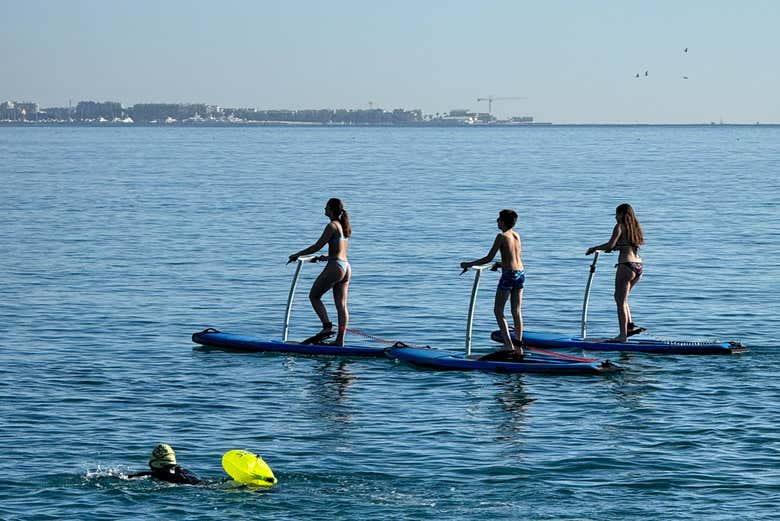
309, 264, 342, 332
613, 265, 635, 341
494, 290, 512, 350
626, 270, 641, 328
510, 287, 524, 353
331, 265, 351, 346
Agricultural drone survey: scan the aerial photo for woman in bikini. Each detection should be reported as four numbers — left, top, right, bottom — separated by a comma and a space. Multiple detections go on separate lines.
586, 203, 644, 342
289, 198, 351, 346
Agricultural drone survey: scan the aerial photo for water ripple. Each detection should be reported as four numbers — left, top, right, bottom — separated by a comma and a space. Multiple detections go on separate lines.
1, 126, 778, 520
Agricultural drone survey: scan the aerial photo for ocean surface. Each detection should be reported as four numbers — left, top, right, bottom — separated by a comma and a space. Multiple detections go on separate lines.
1, 125, 778, 520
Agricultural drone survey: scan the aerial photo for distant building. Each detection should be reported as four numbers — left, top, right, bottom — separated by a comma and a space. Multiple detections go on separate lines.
17, 102, 39, 116
448, 109, 472, 118
75, 101, 122, 120
391, 108, 422, 123
0, 101, 16, 120
437, 109, 478, 125
1, 100, 39, 120
40, 107, 72, 120
129, 103, 209, 122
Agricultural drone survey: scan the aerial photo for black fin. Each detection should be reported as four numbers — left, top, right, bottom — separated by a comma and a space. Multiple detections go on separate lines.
301, 330, 335, 345
479, 350, 525, 362
627, 327, 646, 337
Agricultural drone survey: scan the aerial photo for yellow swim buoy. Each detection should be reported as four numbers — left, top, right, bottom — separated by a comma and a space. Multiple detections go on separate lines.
221, 450, 277, 487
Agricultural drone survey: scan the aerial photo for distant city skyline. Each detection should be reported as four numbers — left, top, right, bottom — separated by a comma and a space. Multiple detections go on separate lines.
3, 0, 779, 124
1, 98, 547, 126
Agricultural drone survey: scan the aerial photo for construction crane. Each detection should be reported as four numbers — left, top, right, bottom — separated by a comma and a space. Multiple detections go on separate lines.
476, 96, 528, 116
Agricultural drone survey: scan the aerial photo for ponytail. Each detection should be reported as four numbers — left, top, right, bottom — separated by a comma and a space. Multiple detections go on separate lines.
340, 209, 352, 238
326, 197, 351, 238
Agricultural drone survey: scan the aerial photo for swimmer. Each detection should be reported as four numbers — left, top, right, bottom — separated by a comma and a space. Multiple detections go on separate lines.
128, 443, 202, 485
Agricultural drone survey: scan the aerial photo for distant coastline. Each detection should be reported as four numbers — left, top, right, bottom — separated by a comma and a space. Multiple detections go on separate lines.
0, 120, 560, 127
2, 121, 776, 127
1, 100, 552, 126
2, 100, 774, 127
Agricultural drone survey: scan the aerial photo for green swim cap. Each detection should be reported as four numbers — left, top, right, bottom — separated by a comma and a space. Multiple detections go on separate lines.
149, 443, 177, 469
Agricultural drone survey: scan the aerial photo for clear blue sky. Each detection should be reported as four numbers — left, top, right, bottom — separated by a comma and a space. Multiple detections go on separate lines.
3, 0, 778, 123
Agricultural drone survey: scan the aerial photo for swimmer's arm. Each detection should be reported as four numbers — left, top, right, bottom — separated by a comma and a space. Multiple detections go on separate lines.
461, 234, 502, 269
290, 222, 336, 261
587, 224, 621, 255
127, 471, 152, 479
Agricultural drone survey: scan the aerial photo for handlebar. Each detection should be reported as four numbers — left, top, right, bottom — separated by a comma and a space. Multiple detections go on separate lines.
460, 261, 501, 275
287, 254, 329, 265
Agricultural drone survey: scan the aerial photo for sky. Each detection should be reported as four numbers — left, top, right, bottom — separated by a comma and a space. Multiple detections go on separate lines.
2, 0, 779, 123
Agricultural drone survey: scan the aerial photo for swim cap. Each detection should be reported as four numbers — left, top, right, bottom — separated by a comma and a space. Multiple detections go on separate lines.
149, 443, 177, 469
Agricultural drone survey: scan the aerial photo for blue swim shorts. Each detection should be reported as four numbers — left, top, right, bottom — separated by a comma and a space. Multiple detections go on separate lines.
497, 269, 525, 291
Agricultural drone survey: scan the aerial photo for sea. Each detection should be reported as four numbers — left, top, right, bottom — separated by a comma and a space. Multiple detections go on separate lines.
1, 125, 778, 520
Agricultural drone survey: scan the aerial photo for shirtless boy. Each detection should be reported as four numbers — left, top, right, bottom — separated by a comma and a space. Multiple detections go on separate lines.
461, 209, 525, 357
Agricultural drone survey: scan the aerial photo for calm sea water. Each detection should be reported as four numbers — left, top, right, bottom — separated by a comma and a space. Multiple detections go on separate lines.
1, 125, 778, 520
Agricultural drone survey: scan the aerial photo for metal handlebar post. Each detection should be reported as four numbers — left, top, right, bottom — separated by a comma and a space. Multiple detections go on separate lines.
283, 255, 318, 342
580, 251, 600, 339
465, 263, 494, 357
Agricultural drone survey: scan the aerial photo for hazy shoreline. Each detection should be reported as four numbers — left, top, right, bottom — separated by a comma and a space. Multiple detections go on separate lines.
1, 121, 775, 128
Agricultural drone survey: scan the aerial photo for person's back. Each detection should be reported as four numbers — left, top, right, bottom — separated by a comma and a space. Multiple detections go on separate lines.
327, 221, 349, 261
498, 229, 524, 271
148, 464, 201, 485
613, 226, 642, 264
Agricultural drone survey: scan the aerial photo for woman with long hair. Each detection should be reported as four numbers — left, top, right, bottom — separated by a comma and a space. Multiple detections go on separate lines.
586, 203, 645, 342
289, 198, 351, 346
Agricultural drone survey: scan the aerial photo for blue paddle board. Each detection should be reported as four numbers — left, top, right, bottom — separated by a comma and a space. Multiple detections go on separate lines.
491, 330, 747, 355
192, 328, 387, 357
388, 346, 620, 374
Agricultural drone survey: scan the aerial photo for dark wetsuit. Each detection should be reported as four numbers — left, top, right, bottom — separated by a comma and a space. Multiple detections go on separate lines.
129, 465, 202, 485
